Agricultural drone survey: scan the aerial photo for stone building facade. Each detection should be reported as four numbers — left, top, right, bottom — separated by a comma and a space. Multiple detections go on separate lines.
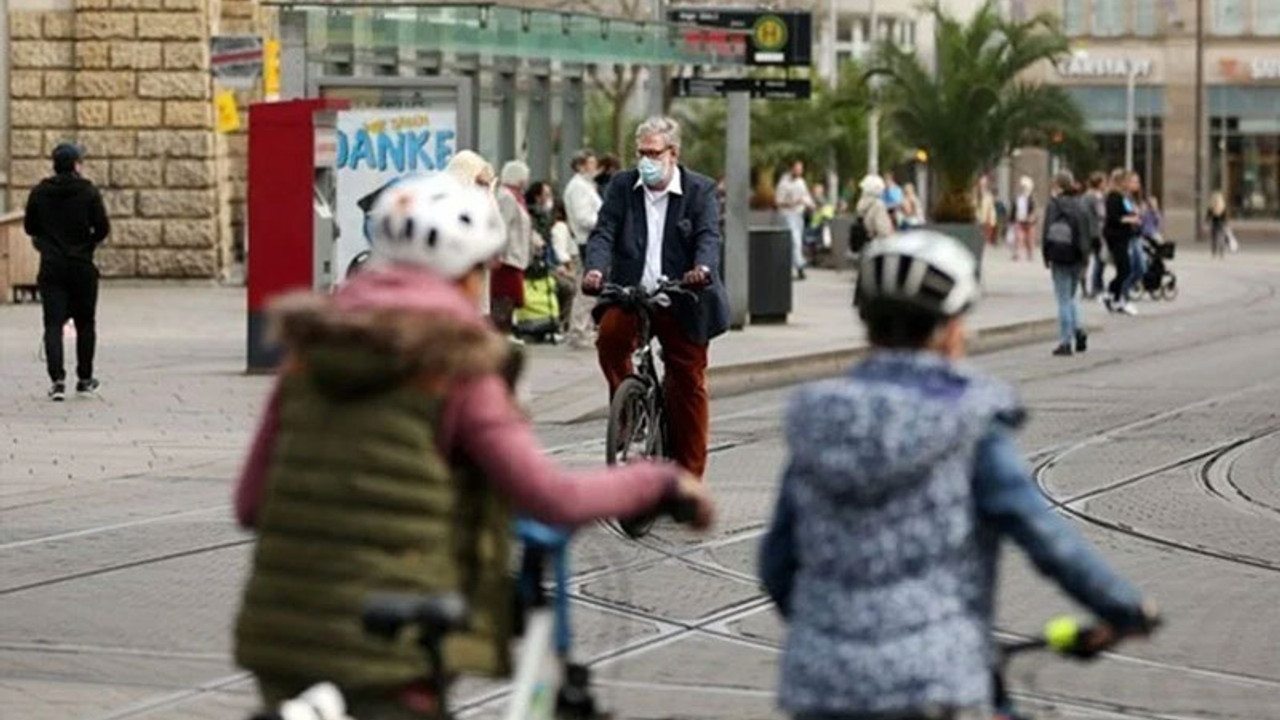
5, 0, 262, 278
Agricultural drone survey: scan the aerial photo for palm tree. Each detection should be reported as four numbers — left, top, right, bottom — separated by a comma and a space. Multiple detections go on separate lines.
870, 0, 1086, 222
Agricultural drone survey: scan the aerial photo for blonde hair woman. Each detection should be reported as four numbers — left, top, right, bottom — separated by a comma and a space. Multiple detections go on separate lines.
1207, 191, 1230, 258
1012, 175, 1037, 261
446, 150, 501, 314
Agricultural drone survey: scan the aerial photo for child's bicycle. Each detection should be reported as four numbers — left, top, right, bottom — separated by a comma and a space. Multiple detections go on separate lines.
597, 279, 697, 540
994, 614, 1162, 720
250, 498, 701, 720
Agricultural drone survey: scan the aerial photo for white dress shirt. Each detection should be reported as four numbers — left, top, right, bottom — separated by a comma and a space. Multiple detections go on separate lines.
637, 165, 682, 292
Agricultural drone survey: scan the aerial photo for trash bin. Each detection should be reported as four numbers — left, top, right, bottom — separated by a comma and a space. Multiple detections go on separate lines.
749, 226, 792, 323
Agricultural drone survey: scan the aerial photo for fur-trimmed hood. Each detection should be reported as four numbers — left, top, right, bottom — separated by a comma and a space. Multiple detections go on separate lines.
269, 264, 510, 399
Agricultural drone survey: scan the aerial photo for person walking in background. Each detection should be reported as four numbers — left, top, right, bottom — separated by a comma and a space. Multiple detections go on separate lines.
24, 143, 110, 401
1042, 171, 1092, 357
525, 181, 555, 249
1012, 175, 1038, 262
1124, 174, 1150, 301
1207, 191, 1230, 258
445, 150, 501, 317
978, 175, 999, 247
493, 161, 541, 336
805, 182, 836, 260
564, 149, 604, 349
900, 182, 925, 227
882, 171, 904, 228
1082, 171, 1108, 299
595, 154, 621, 196
548, 202, 578, 331
855, 174, 896, 245
1103, 168, 1141, 315
776, 160, 815, 281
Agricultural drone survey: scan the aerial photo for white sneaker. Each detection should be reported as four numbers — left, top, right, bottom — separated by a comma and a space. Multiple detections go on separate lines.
1120, 304, 1139, 316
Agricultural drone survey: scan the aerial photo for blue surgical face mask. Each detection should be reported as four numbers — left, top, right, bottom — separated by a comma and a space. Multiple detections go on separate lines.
638, 157, 667, 187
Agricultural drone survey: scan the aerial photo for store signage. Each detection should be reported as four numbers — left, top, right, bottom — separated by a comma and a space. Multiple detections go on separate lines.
1055, 54, 1153, 79
1217, 58, 1280, 81
669, 9, 812, 66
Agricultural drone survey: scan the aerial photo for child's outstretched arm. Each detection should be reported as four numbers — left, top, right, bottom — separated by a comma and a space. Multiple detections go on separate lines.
234, 378, 283, 529
442, 375, 684, 526
974, 431, 1150, 631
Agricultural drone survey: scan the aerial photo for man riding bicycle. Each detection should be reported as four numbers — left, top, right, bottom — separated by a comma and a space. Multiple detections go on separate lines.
582, 116, 730, 480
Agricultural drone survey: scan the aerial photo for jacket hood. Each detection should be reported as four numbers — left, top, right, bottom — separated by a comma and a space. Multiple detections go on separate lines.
269, 264, 508, 400
40, 173, 95, 198
786, 351, 1021, 505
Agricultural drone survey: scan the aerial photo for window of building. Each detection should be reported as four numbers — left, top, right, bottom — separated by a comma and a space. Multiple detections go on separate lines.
905, 21, 916, 46
837, 14, 856, 43
1062, 0, 1087, 35
1258, 0, 1280, 34
1213, 0, 1245, 34
837, 50, 853, 68
1134, 0, 1158, 35
1093, 0, 1129, 36
860, 18, 871, 44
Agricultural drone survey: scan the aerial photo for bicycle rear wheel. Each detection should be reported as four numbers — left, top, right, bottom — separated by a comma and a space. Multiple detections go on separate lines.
606, 377, 661, 539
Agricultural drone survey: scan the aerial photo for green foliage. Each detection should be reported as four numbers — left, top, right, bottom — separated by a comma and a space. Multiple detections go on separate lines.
871, 0, 1085, 221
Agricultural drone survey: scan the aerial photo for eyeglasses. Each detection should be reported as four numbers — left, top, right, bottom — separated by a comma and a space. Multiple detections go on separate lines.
636, 146, 671, 160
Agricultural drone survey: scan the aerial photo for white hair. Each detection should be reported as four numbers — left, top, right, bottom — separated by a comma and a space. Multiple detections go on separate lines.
860, 174, 885, 196
1019, 175, 1034, 192
635, 116, 682, 152
500, 160, 530, 187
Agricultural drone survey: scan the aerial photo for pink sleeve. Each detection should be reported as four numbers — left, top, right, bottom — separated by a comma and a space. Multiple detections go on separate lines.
234, 379, 283, 528
441, 376, 679, 526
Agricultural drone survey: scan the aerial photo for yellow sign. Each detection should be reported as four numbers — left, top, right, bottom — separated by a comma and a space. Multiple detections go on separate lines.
752, 15, 788, 52
215, 90, 241, 134
264, 39, 281, 99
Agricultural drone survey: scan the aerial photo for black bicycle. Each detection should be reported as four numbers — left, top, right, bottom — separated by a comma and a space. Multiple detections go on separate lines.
994, 615, 1160, 720
596, 279, 696, 539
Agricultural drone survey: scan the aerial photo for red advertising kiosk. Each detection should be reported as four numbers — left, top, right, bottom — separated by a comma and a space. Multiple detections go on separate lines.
246, 97, 349, 372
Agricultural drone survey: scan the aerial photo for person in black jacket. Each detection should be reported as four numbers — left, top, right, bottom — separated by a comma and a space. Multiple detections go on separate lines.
1102, 168, 1141, 315
24, 143, 110, 401
1042, 171, 1093, 356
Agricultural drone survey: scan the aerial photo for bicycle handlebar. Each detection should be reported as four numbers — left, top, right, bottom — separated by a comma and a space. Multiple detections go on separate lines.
1001, 614, 1162, 660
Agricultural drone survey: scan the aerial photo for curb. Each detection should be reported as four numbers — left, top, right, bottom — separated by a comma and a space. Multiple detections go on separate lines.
559, 316, 1067, 424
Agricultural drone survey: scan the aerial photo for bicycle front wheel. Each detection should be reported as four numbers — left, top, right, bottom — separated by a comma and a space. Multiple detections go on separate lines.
606, 377, 659, 466
606, 377, 662, 539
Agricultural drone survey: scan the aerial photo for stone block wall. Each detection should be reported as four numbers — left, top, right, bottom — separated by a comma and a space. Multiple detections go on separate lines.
7, 0, 231, 279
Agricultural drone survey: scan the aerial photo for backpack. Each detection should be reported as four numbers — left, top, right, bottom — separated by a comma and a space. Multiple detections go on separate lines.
1044, 199, 1083, 265
848, 214, 871, 255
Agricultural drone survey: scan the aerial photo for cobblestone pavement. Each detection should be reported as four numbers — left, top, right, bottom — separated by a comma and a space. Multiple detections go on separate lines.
4, 244, 1280, 719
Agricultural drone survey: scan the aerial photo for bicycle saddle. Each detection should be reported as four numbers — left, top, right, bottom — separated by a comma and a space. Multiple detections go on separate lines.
362, 592, 469, 640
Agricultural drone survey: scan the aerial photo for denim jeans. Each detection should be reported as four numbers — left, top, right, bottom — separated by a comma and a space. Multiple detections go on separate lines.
1126, 237, 1147, 295
784, 211, 807, 270
1088, 247, 1106, 296
1051, 264, 1082, 346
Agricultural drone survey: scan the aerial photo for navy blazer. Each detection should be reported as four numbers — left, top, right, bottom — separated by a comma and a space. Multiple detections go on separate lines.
584, 166, 730, 345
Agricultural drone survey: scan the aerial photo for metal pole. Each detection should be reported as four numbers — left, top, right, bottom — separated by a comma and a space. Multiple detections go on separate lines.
1193, 0, 1204, 243
1124, 66, 1136, 172
648, 0, 667, 116
827, 0, 840, 204
725, 91, 751, 329
867, 0, 880, 176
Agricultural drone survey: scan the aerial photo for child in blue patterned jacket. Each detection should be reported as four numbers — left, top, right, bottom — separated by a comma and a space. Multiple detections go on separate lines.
760, 231, 1156, 720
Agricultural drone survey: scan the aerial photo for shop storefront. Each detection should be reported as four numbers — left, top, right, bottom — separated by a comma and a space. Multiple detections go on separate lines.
1063, 85, 1166, 200
1208, 82, 1280, 219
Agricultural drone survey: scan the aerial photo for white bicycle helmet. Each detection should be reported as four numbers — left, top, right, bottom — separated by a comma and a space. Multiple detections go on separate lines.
856, 230, 979, 318
368, 173, 504, 279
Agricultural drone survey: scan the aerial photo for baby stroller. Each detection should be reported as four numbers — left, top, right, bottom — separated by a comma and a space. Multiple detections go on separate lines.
1130, 235, 1178, 301
514, 248, 562, 344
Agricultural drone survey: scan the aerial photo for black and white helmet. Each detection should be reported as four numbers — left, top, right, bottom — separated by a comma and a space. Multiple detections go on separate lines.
856, 230, 979, 318
369, 173, 504, 279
